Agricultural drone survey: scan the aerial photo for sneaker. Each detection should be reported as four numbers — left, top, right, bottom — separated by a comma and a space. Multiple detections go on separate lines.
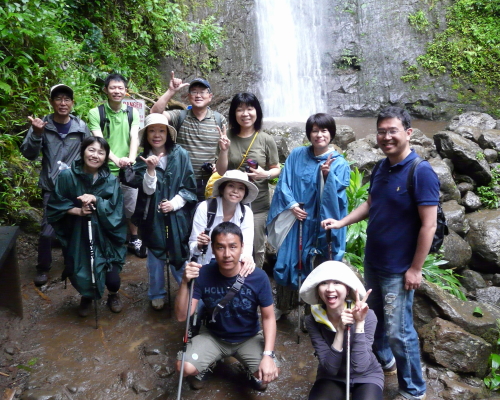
107, 293, 122, 313
78, 297, 93, 317
383, 362, 398, 376
128, 238, 147, 258
151, 298, 164, 311
246, 368, 268, 392
187, 362, 216, 390
393, 395, 426, 400
34, 272, 49, 287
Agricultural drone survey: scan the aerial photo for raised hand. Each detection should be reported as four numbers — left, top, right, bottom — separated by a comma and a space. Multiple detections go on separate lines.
140, 152, 164, 174
352, 288, 372, 323
320, 153, 336, 178
169, 71, 190, 93
218, 125, 230, 152
28, 116, 48, 135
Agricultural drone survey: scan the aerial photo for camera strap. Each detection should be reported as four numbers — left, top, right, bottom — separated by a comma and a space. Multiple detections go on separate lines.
237, 131, 259, 169
209, 274, 246, 323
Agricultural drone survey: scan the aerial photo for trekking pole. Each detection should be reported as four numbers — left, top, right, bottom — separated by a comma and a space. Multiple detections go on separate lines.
176, 254, 199, 400
297, 202, 305, 344
345, 299, 353, 400
193, 229, 210, 327
87, 204, 99, 329
326, 228, 333, 260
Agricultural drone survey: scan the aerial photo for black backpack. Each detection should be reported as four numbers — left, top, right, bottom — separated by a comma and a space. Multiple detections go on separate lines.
98, 104, 134, 139
371, 156, 448, 253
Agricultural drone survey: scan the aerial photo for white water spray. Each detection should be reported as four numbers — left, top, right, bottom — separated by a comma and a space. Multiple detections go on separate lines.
255, 0, 325, 122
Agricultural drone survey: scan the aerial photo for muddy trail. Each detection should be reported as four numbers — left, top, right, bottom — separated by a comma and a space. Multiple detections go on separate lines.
1, 233, 411, 400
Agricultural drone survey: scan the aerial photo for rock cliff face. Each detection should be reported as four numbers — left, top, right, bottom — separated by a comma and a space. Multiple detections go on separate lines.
159, 0, 481, 120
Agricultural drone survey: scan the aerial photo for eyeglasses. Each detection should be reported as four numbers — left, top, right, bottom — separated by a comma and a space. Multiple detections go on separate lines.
189, 90, 209, 97
376, 129, 406, 136
53, 97, 73, 104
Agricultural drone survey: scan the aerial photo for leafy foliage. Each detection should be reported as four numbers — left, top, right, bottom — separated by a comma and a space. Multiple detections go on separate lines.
421, 254, 466, 301
484, 319, 500, 391
476, 165, 500, 209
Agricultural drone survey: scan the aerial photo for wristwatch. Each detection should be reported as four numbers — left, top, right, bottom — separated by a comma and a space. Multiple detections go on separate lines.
266, 173, 271, 180
262, 351, 276, 358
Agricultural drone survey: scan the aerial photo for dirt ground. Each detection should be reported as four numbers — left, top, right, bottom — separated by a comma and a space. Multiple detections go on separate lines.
1, 233, 412, 400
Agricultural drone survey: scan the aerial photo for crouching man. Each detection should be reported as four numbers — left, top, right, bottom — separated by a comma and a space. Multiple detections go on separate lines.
175, 222, 279, 391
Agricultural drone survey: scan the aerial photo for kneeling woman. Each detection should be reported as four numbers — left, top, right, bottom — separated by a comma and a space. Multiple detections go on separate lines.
47, 136, 127, 317
130, 113, 197, 311
299, 261, 383, 400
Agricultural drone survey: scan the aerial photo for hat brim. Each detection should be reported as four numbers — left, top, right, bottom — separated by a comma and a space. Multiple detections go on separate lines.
212, 176, 259, 204
299, 261, 366, 305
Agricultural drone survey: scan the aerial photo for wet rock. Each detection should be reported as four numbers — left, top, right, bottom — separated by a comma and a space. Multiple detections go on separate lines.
461, 191, 482, 212
465, 209, 500, 272
414, 280, 499, 345
429, 158, 460, 202
457, 182, 475, 197
459, 270, 487, 292
362, 133, 377, 149
132, 381, 150, 394
419, 317, 491, 377
442, 200, 469, 236
4, 347, 15, 355
410, 128, 435, 149
120, 370, 135, 388
492, 274, 500, 286
455, 173, 477, 185
266, 126, 306, 162
411, 144, 428, 160
447, 112, 497, 132
484, 148, 498, 163
17, 208, 43, 235
453, 125, 483, 143
20, 390, 62, 400
475, 287, 500, 307
333, 125, 355, 150
442, 230, 472, 270
66, 386, 78, 394
345, 140, 384, 182
434, 131, 492, 186
478, 129, 500, 152
145, 354, 174, 378
442, 157, 454, 173
439, 373, 487, 400
143, 345, 162, 356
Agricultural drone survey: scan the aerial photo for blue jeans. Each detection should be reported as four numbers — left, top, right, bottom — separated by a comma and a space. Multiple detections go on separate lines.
146, 252, 167, 300
364, 263, 426, 399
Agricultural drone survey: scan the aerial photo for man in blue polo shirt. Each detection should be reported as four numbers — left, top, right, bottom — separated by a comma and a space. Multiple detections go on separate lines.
175, 222, 279, 392
321, 106, 439, 400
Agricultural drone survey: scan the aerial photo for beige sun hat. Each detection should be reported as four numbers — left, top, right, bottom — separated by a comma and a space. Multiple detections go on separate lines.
212, 170, 259, 203
139, 113, 177, 143
299, 261, 367, 305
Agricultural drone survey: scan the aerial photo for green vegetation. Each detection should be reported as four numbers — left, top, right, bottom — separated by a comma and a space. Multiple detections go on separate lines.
0, 0, 223, 224
484, 319, 500, 391
421, 254, 466, 301
402, 0, 500, 115
476, 151, 485, 161
476, 165, 500, 209
408, 10, 430, 33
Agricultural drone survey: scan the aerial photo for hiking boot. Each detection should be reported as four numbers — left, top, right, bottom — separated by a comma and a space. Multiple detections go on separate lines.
151, 298, 164, 311
187, 362, 216, 390
107, 293, 122, 313
128, 238, 147, 258
34, 272, 49, 287
383, 362, 398, 376
246, 368, 268, 391
78, 297, 93, 317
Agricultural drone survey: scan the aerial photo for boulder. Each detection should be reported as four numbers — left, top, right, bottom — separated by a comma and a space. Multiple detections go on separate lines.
465, 209, 500, 273
333, 125, 356, 150
442, 200, 469, 236
414, 280, 499, 345
265, 126, 306, 162
459, 269, 487, 292
442, 230, 472, 270
454, 125, 483, 144
345, 140, 384, 181
461, 191, 482, 212
410, 128, 435, 149
419, 317, 491, 377
439, 372, 488, 400
429, 158, 460, 202
447, 112, 497, 132
475, 287, 500, 308
442, 157, 454, 173
457, 182, 475, 197
484, 148, 498, 163
434, 131, 491, 186
478, 129, 500, 152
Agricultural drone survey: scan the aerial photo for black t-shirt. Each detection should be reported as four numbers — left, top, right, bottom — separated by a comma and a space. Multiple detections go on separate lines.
53, 120, 72, 138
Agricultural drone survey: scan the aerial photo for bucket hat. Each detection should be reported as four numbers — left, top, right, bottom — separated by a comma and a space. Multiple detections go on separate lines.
139, 113, 177, 143
212, 170, 259, 203
299, 261, 366, 305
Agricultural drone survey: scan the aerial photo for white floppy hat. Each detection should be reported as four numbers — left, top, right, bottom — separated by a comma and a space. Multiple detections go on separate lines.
299, 261, 366, 305
212, 170, 259, 203
139, 113, 177, 143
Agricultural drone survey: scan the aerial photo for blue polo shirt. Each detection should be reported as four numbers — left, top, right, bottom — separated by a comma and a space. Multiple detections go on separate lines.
365, 150, 440, 273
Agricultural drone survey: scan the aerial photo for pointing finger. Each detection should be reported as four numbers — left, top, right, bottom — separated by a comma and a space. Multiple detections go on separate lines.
170, 71, 175, 80
28, 116, 34, 123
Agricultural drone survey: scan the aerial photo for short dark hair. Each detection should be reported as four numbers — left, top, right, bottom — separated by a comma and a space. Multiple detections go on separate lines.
80, 136, 110, 164
104, 73, 128, 88
377, 106, 411, 130
217, 180, 249, 202
211, 222, 243, 245
140, 126, 175, 155
305, 113, 336, 142
228, 93, 263, 134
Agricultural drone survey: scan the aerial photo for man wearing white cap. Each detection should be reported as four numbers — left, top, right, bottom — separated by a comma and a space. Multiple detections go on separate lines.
21, 84, 91, 286
151, 71, 227, 200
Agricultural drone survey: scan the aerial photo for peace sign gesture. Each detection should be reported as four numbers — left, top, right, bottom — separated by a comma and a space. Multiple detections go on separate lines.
218, 125, 230, 152
352, 288, 372, 323
320, 153, 336, 178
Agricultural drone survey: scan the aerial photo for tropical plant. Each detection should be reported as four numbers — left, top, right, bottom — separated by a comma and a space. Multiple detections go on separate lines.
484, 319, 500, 391
421, 254, 466, 300
476, 165, 500, 209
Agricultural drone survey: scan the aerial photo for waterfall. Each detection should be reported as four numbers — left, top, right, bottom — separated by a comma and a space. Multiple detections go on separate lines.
255, 0, 325, 122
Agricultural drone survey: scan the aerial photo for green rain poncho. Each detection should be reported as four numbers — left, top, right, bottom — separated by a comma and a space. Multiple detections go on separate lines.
47, 159, 126, 298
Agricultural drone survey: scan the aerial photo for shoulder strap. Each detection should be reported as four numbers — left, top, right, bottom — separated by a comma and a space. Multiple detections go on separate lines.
209, 274, 246, 323
126, 105, 133, 131
406, 156, 424, 197
239, 203, 246, 224
174, 109, 189, 133
213, 111, 223, 129
98, 104, 107, 135
206, 197, 218, 230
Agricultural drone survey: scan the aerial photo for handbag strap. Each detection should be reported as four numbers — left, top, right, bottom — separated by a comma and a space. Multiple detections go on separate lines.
237, 131, 259, 169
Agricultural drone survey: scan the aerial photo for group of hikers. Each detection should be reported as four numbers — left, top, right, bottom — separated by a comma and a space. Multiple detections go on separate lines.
21, 71, 439, 400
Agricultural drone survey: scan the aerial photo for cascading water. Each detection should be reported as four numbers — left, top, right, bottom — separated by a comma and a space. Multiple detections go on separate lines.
255, 0, 325, 122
